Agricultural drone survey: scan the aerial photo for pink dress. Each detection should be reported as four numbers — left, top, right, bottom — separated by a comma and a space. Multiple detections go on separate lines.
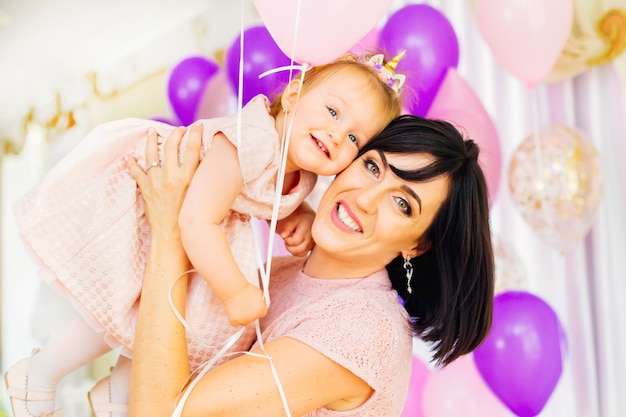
256, 256, 414, 416
13, 95, 317, 370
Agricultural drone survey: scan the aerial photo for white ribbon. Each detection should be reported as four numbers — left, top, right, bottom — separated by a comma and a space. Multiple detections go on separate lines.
168, 1, 315, 415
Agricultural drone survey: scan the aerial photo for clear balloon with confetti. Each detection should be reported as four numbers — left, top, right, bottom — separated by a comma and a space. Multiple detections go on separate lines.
509, 124, 603, 252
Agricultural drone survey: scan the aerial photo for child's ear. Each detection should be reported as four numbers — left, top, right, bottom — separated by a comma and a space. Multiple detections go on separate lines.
281, 79, 303, 110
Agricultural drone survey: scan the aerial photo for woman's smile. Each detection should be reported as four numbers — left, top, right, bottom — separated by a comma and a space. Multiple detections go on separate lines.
331, 200, 363, 233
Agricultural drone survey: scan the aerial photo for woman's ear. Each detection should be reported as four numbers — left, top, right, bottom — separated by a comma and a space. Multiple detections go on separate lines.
281, 79, 303, 110
404, 241, 431, 259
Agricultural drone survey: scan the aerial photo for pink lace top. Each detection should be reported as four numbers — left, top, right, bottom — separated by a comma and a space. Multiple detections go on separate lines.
255, 256, 414, 416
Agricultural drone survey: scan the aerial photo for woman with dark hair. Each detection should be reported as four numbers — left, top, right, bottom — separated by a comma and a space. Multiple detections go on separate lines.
364, 115, 493, 365
125, 113, 494, 417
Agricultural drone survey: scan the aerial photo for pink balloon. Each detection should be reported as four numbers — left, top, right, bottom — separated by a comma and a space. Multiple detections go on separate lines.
195, 68, 237, 120
426, 68, 502, 205
401, 356, 430, 417
422, 355, 510, 417
476, 0, 573, 87
252, 0, 393, 65
348, 27, 380, 55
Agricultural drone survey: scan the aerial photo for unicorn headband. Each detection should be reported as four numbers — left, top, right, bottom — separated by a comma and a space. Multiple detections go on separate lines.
258, 50, 407, 93
366, 50, 407, 92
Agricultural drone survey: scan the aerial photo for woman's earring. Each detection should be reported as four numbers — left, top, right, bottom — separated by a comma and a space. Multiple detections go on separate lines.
283, 105, 288, 113
403, 255, 413, 294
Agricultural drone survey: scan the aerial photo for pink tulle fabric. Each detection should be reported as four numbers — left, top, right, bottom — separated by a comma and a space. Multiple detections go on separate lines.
13, 96, 316, 370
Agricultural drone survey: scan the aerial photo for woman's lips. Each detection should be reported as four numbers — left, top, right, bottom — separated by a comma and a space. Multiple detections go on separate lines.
331, 200, 362, 233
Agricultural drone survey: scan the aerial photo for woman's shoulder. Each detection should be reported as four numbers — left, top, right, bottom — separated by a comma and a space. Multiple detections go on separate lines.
261, 267, 412, 416
334, 284, 411, 341
286, 279, 413, 407
287, 272, 412, 355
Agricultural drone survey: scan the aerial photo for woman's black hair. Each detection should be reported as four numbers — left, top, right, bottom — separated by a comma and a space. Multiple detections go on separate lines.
358, 114, 494, 366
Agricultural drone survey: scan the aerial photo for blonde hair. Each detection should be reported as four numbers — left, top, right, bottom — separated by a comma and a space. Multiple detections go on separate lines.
268, 54, 404, 132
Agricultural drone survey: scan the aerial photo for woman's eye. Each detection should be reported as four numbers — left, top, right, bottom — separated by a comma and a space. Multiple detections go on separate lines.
394, 197, 412, 215
328, 107, 337, 118
364, 158, 380, 176
348, 134, 357, 145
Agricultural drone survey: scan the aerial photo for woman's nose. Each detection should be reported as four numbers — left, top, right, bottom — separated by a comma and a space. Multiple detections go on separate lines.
355, 185, 380, 213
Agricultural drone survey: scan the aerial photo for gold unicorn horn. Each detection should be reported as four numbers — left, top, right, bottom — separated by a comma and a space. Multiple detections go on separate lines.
385, 50, 406, 71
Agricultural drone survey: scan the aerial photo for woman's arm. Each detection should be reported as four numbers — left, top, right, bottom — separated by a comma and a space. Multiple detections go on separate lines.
173, 337, 373, 417
127, 125, 201, 416
179, 131, 267, 326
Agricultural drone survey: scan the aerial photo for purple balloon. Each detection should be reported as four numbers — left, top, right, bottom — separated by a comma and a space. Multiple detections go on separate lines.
473, 291, 564, 417
225, 25, 293, 105
168, 56, 219, 125
150, 116, 177, 125
378, 4, 459, 116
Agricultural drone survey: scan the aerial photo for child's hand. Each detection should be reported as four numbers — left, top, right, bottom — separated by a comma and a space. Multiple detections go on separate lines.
276, 205, 315, 257
222, 283, 267, 327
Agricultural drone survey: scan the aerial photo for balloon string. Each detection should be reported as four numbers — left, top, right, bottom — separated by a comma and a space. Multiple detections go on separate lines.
258, 64, 309, 79
167, 268, 218, 350
164, 269, 246, 417
167, 268, 292, 416
289, 0, 303, 72
257, 0, 307, 311
262, 63, 308, 299
530, 87, 547, 225
250, 219, 271, 306
170, 1, 296, 415
253, 320, 292, 415
235, 0, 245, 151
252, 2, 305, 413
244, 64, 306, 417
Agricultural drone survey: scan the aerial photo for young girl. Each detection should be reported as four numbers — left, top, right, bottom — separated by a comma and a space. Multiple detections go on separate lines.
5, 52, 405, 417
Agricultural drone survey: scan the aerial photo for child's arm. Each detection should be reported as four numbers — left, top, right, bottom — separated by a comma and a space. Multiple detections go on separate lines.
179, 130, 267, 326
275, 201, 316, 257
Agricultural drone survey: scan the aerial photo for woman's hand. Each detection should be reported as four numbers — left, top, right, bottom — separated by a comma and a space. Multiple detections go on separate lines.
126, 124, 202, 232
